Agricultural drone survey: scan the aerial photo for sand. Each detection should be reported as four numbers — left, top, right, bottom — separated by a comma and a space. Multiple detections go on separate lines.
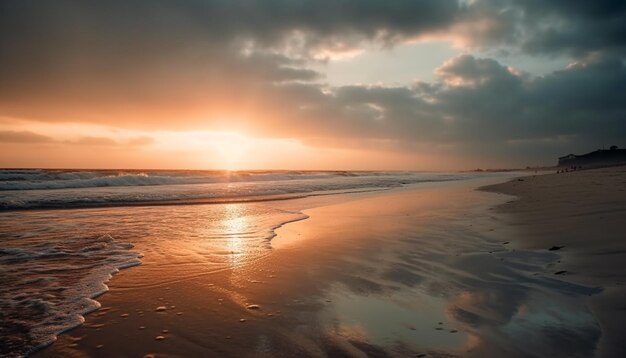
33, 170, 626, 357
482, 166, 626, 357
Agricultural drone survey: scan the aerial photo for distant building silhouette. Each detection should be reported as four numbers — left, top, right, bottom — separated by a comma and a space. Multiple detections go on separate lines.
558, 146, 626, 168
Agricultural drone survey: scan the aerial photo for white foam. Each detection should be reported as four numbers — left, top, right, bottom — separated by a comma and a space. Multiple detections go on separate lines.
0, 171, 486, 210
0, 170, 361, 191
0, 234, 142, 357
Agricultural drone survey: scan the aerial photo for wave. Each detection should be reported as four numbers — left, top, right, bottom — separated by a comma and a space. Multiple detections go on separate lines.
0, 170, 491, 210
0, 170, 383, 191
1, 173, 205, 190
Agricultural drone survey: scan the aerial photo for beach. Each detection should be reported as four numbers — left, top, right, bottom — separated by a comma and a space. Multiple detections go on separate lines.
3, 2, 625, 357
1, 169, 622, 357
482, 166, 626, 357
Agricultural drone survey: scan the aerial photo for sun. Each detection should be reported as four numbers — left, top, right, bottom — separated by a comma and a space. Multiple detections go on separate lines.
207, 132, 252, 170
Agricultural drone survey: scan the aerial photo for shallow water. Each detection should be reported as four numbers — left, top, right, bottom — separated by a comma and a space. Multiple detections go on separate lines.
316, 238, 601, 357
1, 173, 604, 357
0, 202, 304, 356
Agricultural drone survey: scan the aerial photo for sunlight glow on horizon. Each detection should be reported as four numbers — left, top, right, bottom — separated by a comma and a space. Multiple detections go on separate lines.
205, 131, 252, 171
1, 117, 475, 171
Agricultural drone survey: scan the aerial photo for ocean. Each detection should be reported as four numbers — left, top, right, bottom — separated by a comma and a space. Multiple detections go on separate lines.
0, 169, 481, 210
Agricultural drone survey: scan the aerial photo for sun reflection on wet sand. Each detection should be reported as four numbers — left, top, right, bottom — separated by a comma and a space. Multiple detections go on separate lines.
223, 204, 248, 267
268, 181, 604, 356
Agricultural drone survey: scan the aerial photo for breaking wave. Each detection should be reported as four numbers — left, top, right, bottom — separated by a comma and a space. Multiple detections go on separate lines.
0, 170, 483, 210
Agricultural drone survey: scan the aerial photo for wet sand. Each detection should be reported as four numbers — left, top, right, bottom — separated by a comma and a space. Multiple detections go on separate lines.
482, 166, 626, 357
35, 174, 613, 357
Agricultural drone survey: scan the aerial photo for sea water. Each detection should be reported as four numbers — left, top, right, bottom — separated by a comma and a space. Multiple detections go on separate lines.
0, 170, 473, 210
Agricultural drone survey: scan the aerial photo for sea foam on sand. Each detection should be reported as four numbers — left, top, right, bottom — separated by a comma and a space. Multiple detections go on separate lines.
0, 233, 141, 357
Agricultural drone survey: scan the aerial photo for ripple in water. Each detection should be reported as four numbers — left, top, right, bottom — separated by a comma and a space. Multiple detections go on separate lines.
0, 202, 305, 357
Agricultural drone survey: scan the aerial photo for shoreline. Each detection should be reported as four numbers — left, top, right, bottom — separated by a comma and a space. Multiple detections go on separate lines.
0, 187, 390, 212
31, 172, 615, 357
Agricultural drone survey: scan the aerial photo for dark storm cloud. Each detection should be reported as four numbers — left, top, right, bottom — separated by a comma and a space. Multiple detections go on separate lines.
309, 53, 626, 144
466, 0, 626, 57
0, 0, 461, 72
520, 0, 626, 56
434, 54, 626, 143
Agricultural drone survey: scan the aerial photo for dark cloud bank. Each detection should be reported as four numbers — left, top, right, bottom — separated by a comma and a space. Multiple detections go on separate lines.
1, 0, 625, 166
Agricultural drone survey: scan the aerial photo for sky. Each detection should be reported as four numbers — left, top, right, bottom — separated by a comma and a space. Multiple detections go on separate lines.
1, 0, 625, 170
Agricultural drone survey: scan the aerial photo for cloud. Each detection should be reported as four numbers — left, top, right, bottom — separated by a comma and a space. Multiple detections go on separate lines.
0, 130, 54, 143
451, 0, 626, 57
434, 54, 626, 144
1, 1, 625, 166
513, 0, 626, 57
275, 53, 626, 163
435, 55, 522, 86
0, 129, 158, 148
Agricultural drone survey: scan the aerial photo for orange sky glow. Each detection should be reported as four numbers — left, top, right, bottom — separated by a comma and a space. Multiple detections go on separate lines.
1, 119, 472, 171
2, 2, 624, 170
